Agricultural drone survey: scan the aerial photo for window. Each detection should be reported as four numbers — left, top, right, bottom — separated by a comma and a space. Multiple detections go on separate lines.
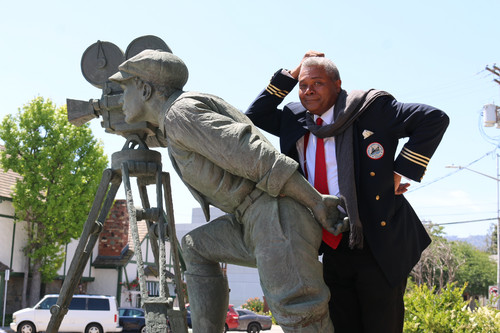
147, 281, 159, 296
129, 309, 144, 317
69, 298, 86, 310
88, 298, 110, 311
38, 297, 57, 310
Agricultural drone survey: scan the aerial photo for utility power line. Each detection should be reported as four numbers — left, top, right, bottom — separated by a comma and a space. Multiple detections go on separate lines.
433, 217, 497, 226
408, 147, 497, 193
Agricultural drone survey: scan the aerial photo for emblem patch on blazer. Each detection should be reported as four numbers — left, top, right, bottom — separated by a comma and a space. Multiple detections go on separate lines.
362, 130, 374, 139
367, 142, 384, 159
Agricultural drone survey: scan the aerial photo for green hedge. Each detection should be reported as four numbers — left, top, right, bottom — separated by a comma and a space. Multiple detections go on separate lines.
404, 282, 500, 332
241, 283, 500, 331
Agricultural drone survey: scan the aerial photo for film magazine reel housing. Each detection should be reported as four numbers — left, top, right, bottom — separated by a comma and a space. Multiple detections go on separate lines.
46, 36, 188, 333
67, 34, 171, 147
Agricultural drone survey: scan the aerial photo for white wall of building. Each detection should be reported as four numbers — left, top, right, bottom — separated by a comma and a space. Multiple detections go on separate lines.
0, 200, 28, 272
57, 237, 98, 279
87, 267, 119, 295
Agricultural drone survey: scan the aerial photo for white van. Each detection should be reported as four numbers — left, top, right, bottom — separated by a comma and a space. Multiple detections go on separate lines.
10, 294, 123, 333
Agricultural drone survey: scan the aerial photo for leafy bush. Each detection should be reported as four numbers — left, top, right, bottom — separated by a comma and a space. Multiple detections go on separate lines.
241, 297, 276, 324
404, 282, 500, 332
241, 297, 264, 313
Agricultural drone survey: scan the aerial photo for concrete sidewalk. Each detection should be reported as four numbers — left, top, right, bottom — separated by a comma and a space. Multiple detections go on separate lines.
1, 325, 284, 333
1, 326, 284, 333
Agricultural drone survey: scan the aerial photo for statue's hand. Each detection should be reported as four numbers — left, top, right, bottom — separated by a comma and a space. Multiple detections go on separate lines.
331, 215, 350, 236
312, 195, 350, 236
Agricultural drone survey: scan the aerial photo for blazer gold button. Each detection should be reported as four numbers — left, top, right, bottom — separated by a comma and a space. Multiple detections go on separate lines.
370, 172, 375, 176
380, 221, 386, 227
375, 195, 380, 200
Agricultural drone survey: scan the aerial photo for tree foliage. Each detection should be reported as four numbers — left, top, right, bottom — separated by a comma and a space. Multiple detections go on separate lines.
411, 223, 496, 296
411, 224, 464, 291
486, 223, 498, 255
0, 97, 108, 302
453, 241, 496, 296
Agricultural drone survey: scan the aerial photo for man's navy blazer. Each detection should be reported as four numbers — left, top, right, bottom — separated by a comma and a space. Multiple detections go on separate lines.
246, 70, 449, 286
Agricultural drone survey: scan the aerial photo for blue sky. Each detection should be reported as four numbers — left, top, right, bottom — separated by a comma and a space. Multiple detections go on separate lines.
1, 0, 500, 238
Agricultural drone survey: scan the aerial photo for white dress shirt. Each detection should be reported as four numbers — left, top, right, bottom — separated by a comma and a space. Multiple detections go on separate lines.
296, 107, 340, 197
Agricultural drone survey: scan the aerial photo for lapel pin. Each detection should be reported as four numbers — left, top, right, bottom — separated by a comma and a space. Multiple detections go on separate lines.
362, 130, 374, 139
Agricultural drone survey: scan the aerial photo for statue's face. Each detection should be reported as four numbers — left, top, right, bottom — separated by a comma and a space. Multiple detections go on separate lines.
120, 79, 145, 124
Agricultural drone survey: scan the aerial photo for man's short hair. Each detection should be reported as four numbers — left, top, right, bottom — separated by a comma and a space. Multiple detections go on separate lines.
302, 57, 341, 82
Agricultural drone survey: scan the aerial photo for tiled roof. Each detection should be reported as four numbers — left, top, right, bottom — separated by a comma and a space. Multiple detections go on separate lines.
0, 145, 21, 199
129, 219, 149, 251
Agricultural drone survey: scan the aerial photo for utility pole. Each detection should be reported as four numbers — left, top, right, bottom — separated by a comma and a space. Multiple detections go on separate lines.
482, 64, 500, 309
485, 64, 500, 85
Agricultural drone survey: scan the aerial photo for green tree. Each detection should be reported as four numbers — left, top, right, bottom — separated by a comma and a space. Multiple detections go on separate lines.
486, 223, 497, 255
453, 241, 496, 296
0, 97, 108, 306
411, 223, 464, 291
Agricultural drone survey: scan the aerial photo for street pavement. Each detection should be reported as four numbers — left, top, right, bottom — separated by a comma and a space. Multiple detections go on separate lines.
1, 325, 284, 333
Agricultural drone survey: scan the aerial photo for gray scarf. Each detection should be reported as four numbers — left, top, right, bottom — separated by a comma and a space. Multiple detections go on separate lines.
306, 89, 391, 249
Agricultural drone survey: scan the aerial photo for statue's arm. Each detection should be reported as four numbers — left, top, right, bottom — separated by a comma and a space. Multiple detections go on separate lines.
281, 171, 347, 235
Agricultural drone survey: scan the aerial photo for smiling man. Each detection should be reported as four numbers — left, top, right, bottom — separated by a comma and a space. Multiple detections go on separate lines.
246, 51, 449, 333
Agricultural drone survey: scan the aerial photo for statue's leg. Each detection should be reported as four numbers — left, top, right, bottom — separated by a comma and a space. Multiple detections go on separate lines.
181, 214, 254, 333
280, 315, 334, 333
184, 273, 228, 332
242, 195, 334, 332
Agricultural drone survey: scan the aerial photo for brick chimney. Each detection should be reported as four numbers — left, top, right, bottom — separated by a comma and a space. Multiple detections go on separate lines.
98, 200, 129, 257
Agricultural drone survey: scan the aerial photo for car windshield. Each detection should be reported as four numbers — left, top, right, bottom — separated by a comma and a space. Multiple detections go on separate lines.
37, 297, 57, 310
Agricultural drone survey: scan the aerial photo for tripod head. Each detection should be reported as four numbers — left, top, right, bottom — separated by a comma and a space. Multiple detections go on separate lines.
67, 35, 171, 148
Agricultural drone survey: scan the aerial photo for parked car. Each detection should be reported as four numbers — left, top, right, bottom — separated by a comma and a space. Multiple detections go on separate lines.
234, 309, 272, 333
119, 307, 178, 333
185, 304, 239, 332
10, 294, 122, 333
119, 308, 146, 333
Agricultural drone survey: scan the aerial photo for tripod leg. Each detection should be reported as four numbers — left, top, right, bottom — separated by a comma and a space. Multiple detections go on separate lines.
46, 169, 120, 333
121, 162, 152, 304
162, 172, 188, 333
155, 169, 169, 299
137, 181, 161, 270
136, 167, 180, 333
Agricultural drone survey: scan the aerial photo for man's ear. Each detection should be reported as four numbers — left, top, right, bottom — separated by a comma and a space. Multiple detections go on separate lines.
142, 82, 152, 101
335, 79, 342, 93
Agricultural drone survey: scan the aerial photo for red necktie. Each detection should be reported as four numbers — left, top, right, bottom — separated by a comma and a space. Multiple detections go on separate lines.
314, 118, 342, 249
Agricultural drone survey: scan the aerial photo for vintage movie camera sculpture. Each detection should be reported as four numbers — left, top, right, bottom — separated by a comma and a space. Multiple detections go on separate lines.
46, 36, 188, 333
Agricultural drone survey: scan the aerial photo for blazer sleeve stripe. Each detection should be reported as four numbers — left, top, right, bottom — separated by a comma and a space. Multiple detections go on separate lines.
402, 147, 430, 162
266, 83, 289, 99
401, 148, 429, 168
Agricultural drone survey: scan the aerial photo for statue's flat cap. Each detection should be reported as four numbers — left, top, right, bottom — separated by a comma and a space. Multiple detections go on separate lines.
109, 49, 188, 89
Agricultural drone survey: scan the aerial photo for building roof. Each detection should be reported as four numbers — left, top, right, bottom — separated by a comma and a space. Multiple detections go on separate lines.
129, 219, 149, 251
93, 249, 135, 268
0, 261, 9, 271
0, 145, 21, 199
